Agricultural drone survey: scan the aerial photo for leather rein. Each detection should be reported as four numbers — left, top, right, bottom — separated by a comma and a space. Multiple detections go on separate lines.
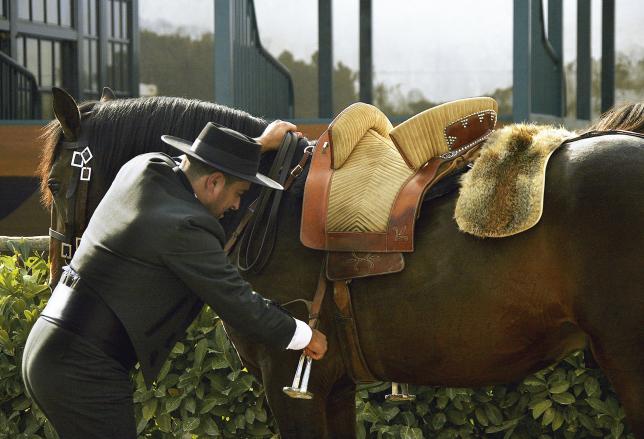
226, 132, 312, 272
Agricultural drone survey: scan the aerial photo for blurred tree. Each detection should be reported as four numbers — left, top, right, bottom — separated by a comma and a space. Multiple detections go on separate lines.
140, 30, 214, 100
140, 28, 642, 120
277, 50, 318, 118
277, 50, 359, 118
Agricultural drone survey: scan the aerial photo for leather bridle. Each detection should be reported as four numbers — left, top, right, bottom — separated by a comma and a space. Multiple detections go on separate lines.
48, 131, 94, 263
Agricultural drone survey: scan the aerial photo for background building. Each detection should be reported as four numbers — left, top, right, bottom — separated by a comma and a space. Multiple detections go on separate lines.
0, 0, 139, 119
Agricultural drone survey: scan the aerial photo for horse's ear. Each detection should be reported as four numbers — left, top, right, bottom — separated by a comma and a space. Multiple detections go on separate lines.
100, 86, 116, 102
52, 87, 81, 141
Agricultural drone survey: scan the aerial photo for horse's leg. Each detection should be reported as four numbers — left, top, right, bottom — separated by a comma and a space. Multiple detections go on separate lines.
325, 375, 356, 438
588, 333, 644, 436
260, 351, 330, 438
563, 138, 644, 436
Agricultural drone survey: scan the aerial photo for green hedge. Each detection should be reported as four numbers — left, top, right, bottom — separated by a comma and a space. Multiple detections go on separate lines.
0, 247, 634, 438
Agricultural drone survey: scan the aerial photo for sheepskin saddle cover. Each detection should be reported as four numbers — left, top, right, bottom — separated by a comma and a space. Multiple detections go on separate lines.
455, 124, 576, 238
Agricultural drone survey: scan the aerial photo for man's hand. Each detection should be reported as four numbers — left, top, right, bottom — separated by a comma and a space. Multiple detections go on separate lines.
303, 329, 327, 360
255, 120, 302, 153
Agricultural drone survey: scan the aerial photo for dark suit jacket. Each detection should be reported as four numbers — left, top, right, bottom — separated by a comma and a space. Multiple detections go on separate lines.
69, 152, 295, 386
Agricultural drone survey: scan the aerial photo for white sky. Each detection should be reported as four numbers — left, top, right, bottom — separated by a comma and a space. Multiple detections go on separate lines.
139, 0, 644, 101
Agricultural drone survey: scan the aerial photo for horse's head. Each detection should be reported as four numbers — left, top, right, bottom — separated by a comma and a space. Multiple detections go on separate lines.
39, 89, 279, 285
40, 87, 114, 285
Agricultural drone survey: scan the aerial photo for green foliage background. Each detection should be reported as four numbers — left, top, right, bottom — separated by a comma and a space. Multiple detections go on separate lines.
0, 247, 634, 438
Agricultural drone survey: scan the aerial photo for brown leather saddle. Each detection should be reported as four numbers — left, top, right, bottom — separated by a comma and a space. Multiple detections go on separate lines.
301, 97, 498, 281
296, 97, 499, 383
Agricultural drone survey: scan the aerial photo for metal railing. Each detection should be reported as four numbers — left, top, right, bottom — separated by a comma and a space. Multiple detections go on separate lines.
0, 51, 41, 119
215, 0, 294, 119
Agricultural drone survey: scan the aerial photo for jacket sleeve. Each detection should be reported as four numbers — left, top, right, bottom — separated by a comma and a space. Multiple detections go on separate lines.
160, 220, 296, 350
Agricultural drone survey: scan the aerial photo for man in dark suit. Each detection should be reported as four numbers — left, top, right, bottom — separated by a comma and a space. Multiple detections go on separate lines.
22, 121, 327, 439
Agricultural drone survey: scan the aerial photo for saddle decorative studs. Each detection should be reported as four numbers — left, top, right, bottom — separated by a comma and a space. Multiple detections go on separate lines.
446, 136, 458, 148
283, 353, 314, 399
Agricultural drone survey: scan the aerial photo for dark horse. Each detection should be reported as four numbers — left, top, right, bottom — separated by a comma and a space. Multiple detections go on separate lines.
40, 88, 644, 437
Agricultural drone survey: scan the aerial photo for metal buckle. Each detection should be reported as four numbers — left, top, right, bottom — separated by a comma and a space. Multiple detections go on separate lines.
80, 167, 92, 181
71, 151, 84, 167
290, 164, 303, 178
61, 242, 73, 259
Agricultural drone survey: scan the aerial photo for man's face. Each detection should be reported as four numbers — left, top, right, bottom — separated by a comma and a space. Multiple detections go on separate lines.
205, 175, 251, 219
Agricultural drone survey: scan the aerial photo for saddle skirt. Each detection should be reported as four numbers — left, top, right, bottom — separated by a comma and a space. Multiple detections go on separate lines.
455, 124, 576, 238
301, 97, 498, 259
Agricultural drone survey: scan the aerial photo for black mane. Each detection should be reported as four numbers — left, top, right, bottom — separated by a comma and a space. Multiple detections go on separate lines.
62, 96, 311, 238
82, 96, 268, 188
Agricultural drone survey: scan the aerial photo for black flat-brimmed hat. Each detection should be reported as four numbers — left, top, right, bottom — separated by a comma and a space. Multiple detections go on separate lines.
161, 122, 283, 190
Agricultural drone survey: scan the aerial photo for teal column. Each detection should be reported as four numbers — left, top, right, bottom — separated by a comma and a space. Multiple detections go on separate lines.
318, 0, 333, 117
576, 0, 592, 120
513, 0, 531, 122
214, 0, 233, 105
601, 0, 615, 113
359, 0, 372, 104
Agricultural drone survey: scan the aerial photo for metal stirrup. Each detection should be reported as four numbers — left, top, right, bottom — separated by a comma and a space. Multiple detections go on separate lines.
385, 382, 416, 401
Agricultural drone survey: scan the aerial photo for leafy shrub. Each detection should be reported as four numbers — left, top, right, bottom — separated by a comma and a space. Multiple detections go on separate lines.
0, 247, 634, 438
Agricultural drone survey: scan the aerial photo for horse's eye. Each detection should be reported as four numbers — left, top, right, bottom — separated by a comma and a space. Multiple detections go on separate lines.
48, 179, 61, 195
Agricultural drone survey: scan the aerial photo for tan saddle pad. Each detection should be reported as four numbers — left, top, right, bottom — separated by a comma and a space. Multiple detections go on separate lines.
455, 124, 576, 238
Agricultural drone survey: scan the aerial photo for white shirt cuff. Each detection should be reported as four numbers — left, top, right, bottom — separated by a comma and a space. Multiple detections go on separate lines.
286, 318, 312, 350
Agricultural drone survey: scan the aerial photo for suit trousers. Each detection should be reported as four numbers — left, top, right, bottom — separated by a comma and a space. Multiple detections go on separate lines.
22, 317, 136, 439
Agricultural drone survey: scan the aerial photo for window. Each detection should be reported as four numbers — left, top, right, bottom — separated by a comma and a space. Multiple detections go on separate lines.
46, 0, 59, 25
60, 0, 72, 27
18, 0, 29, 20
40, 39, 52, 86
26, 38, 38, 80
107, 0, 130, 94
83, 0, 97, 35
17, 0, 74, 26
16, 36, 24, 65
32, 0, 45, 22
16, 35, 70, 118
0, 32, 9, 55
81, 0, 99, 97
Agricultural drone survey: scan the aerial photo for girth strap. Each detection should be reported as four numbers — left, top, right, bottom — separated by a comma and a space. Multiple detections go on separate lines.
307, 264, 327, 329
333, 280, 378, 383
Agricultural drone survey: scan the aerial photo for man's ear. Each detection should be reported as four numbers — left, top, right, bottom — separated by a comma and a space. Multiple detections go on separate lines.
207, 172, 225, 193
